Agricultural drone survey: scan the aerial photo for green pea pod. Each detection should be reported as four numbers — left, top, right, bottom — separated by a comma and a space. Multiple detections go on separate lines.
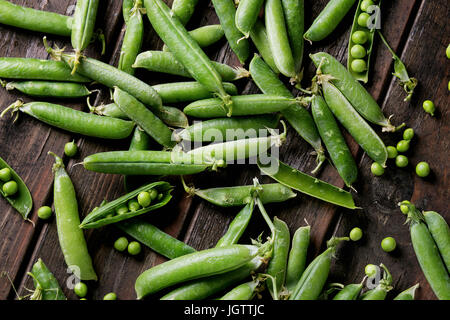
0, 156, 33, 219
304, 0, 357, 42
27, 258, 66, 300
5, 81, 91, 98
219, 280, 259, 300
153, 82, 237, 104
216, 200, 255, 247
321, 80, 388, 167
163, 25, 225, 52
423, 211, 450, 272
266, 217, 290, 299
123, 0, 135, 23
89, 102, 128, 120
80, 181, 172, 229
361, 264, 393, 300
144, 0, 232, 112
258, 160, 358, 209
393, 283, 419, 300
49, 152, 97, 281
211, 0, 250, 64
235, 0, 265, 39
250, 21, 279, 74
281, 0, 304, 81
171, 0, 199, 25
333, 282, 363, 300
0, 58, 90, 83
311, 94, 357, 188
285, 226, 310, 293
117, 219, 196, 259
0, 0, 73, 36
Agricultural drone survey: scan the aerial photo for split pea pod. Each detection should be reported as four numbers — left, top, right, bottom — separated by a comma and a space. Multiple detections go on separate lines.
361, 264, 393, 300
311, 95, 357, 188
216, 200, 255, 247
423, 211, 450, 272
163, 25, 225, 51
0, 0, 72, 36
27, 258, 66, 300
144, 0, 233, 113
153, 82, 237, 104
321, 80, 387, 166
235, 0, 265, 39
171, 0, 199, 25
49, 152, 97, 281
250, 21, 279, 74
285, 226, 310, 293
211, 0, 250, 64
133, 51, 250, 81
89, 102, 128, 120
219, 280, 260, 300
304, 0, 357, 42
333, 282, 364, 300
393, 284, 419, 300
5, 81, 91, 99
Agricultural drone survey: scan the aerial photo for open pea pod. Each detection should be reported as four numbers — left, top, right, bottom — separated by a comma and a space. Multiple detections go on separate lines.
79, 181, 172, 229
0, 156, 33, 219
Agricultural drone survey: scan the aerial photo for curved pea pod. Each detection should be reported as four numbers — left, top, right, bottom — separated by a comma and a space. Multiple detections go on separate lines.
0, 156, 33, 220
163, 25, 225, 52
258, 160, 358, 209
220, 280, 260, 300
0, 58, 90, 83
423, 211, 450, 272
311, 95, 357, 188
80, 182, 172, 229
216, 200, 254, 247
153, 82, 237, 104
1, 100, 135, 140
133, 51, 249, 82
321, 80, 388, 167
83, 150, 224, 176
211, 0, 250, 64
176, 115, 280, 143
135, 243, 270, 299
89, 102, 129, 120
235, 0, 265, 39
333, 282, 363, 300
285, 226, 310, 293
171, 0, 199, 25
304, 0, 357, 42
311, 52, 399, 132
50, 152, 97, 281
361, 264, 393, 300
393, 283, 419, 300
5, 81, 91, 99
27, 258, 66, 300
0, 0, 73, 36
281, 0, 304, 81
250, 21, 279, 74
118, 218, 196, 259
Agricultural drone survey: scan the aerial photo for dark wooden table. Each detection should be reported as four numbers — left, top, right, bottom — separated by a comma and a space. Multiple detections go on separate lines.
0, 0, 448, 300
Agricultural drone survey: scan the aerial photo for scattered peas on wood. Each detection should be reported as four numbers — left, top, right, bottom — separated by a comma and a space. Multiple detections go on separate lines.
423, 100, 436, 116
64, 141, 78, 158
396, 140, 410, 153
103, 292, 117, 300
387, 146, 398, 159
128, 241, 142, 256
74, 282, 88, 298
371, 162, 385, 176
114, 237, 129, 252
416, 162, 431, 178
37, 206, 53, 220
381, 237, 397, 252
350, 227, 363, 241
395, 155, 409, 168
403, 128, 414, 141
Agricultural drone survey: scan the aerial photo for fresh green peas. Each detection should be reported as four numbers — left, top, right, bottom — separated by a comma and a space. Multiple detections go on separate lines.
352, 31, 369, 44
114, 237, 129, 252
396, 140, 410, 153
396, 155, 409, 168
0, 168, 12, 182
423, 100, 435, 116
64, 141, 78, 158
3, 181, 18, 197
357, 12, 370, 27
365, 264, 377, 277
74, 282, 88, 298
360, 0, 374, 12
399, 201, 410, 214
116, 205, 128, 215
137, 191, 152, 208
350, 227, 363, 241
38, 206, 53, 220
351, 59, 367, 73
128, 241, 142, 255
381, 237, 397, 252
387, 146, 398, 159
371, 162, 385, 176
103, 292, 117, 300
149, 189, 158, 201
403, 128, 414, 141
446, 44, 450, 59
416, 162, 431, 177
128, 200, 141, 212
351, 45, 367, 59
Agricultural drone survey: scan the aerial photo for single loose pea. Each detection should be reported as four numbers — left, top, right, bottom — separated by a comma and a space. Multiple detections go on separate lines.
74, 282, 88, 298
103, 292, 117, 300
395, 155, 409, 168
351, 59, 367, 73
350, 227, 363, 241
365, 264, 377, 277
2, 180, 18, 197
0, 168, 12, 182
400, 204, 409, 214
116, 204, 128, 215
351, 45, 367, 59
387, 146, 398, 159
446, 44, 450, 59
149, 189, 158, 200
352, 31, 369, 45
360, 0, 375, 12
416, 162, 431, 178
157, 193, 163, 201
114, 237, 129, 252
357, 13, 371, 28
137, 191, 152, 208
128, 241, 141, 255
422, 100, 435, 116
403, 128, 414, 141
37, 206, 53, 220
381, 237, 397, 252
64, 141, 78, 157
396, 140, 410, 153
128, 199, 141, 212
371, 162, 385, 176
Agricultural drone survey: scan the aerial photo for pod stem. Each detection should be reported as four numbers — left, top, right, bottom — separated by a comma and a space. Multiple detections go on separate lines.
43, 36, 65, 61
398, 201, 425, 225
378, 263, 393, 291
1, 100, 23, 122
326, 236, 350, 256
180, 176, 196, 197
311, 149, 326, 175
233, 67, 250, 80
258, 273, 279, 300
253, 178, 276, 241
48, 151, 64, 173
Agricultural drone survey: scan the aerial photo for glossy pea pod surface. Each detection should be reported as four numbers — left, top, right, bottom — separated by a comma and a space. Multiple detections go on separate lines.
285, 226, 310, 293
28, 258, 66, 300
393, 284, 419, 300
71, 0, 100, 53
423, 211, 450, 272
235, 0, 265, 38
5, 81, 91, 99
171, 0, 199, 25
250, 21, 279, 74
332, 283, 363, 300
163, 25, 225, 52
219, 280, 259, 300
216, 201, 254, 247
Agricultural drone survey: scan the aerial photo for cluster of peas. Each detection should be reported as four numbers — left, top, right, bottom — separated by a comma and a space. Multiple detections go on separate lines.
112, 189, 159, 217
0, 167, 18, 197
348, 227, 396, 253
73, 281, 117, 301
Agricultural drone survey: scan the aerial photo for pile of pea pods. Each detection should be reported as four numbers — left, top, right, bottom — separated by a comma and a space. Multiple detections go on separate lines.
0, 0, 448, 301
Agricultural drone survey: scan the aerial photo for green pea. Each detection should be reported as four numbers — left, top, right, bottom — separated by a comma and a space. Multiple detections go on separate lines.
371, 162, 385, 176
352, 31, 368, 45
403, 128, 414, 141
365, 264, 377, 277
416, 162, 431, 178
74, 282, 88, 298
396, 140, 410, 153
64, 141, 78, 157
349, 227, 363, 241
446, 44, 450, 59
115, 204, 128, 215
395, 155, 409, 168
114, 237, 129, 252
3, 180, 18, 196
149, 189, 158, 200
360, 0, 374, 12
381, 237, 397, 252
387, 146, 398, 159
103, 292, 117, 300
128, 241, 141, 255
0, 168, 12, 182
448, 80, 450, 91
357, 13, 370, 28
351, 45, 367, 59
351, 59, 367, 73
423, 100, 435, 116
37, 206, 53, 220
128, 199, 141, 212
400, 204, 409, 214
137, 191, 152, 207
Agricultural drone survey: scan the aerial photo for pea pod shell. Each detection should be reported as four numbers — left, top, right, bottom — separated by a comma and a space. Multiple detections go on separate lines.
267, 217, 290, 298
250, 21, 279, 74
6, 81, 91, 98
281, 0, 305, 75
360, 288, 388, 300
423, 211, 450, 273
216, 201, 254, 247
219, 280, 259, 300
332, 283, 363, 300
285, 226, 310, 293
71, 0, 100, 52
393, 284, 419, 300
153, 82, 237, 104
171, 0, 199, 25
163, 25, 225, 51
28, 258, 66, 300
235, 0, 265, 38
